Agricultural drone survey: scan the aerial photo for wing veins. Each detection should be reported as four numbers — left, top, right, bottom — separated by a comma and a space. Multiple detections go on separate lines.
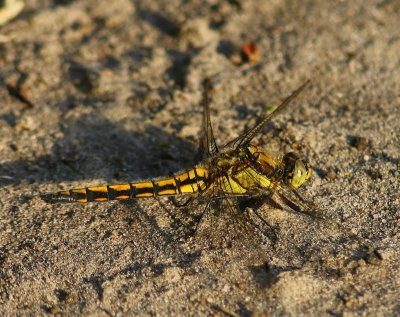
200, 79, 219, 157
226, 80, 310, 149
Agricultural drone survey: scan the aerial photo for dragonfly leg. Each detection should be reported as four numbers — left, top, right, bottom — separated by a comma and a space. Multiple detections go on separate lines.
191, 198, 213, 237
238, 192, 280, 241
248, 206, 278, 242
169, 196, 194, 208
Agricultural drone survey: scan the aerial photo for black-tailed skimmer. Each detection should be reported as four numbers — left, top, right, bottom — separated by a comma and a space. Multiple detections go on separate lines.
42, 78, 381, 264
42, 81, 314, 225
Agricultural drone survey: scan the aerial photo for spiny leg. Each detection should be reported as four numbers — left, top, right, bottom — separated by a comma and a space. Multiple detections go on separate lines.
232, 167, 279, 241
168, 196, 194, 208
190, 197, 214, 238
246, 201, 278, 242
235, 192, 279, 242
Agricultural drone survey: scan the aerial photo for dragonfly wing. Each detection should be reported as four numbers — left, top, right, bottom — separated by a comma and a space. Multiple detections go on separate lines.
270, 182, 319, 219
209, 173, 278, 242
225, 80, 310, 150
273, 184, 378, 256
199, 79, 219, 158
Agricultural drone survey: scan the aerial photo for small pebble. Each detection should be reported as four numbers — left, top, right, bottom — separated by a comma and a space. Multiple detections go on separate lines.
350, 136, 368, 150
326, 170, 337, 180
241, 42, 260, 63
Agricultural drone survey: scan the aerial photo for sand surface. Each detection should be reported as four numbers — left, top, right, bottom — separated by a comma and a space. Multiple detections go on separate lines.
0, 0, 399, 316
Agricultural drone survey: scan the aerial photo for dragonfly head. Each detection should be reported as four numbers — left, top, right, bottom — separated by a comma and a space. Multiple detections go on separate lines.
283, 152, 312, 189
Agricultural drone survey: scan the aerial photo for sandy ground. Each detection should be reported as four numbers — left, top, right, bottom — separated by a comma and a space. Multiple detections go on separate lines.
0, 0, 399, 316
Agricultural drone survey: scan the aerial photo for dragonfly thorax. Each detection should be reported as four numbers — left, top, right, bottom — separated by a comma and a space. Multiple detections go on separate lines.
209, 148, 245, 173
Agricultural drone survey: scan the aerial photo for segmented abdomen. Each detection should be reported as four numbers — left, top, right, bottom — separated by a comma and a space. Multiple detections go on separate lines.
42, 167, 209, 203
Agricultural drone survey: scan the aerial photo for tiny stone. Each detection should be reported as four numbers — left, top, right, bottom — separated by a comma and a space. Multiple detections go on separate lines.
235, 282, 246, 290
365, 251, 383, 265
207, 297, 214, 304
326, 171, 337, 180
350, 136, 368, 150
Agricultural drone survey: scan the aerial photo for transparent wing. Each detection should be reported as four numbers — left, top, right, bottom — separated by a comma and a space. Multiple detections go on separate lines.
273, 184, 319, 218
209, 172, 278, 242
200, 79, 219, 157
213, 162, 379, 261
225, 80, 310, 150
273, 183, 378, 252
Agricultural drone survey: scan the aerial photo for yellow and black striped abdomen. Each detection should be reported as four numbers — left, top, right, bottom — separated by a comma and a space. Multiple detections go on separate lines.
42, 167, 209, 203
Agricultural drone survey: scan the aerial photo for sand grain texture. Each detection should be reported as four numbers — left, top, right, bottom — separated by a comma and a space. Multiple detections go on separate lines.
0, 0, 399, 316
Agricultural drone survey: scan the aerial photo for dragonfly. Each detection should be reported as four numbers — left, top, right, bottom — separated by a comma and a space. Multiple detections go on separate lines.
42, 80, 314, 233
41, 78, 380, 264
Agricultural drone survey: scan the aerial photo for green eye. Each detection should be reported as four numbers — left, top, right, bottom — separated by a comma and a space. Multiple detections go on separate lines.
290, 160, 311, 189
283, 152, 312, 189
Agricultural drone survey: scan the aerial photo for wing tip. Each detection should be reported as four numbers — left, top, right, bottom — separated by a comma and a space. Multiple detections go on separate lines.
295, 79, 312, 95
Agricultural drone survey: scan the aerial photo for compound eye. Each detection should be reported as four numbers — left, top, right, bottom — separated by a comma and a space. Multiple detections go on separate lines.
297, 168, 303, 178
290, 159, 310, 189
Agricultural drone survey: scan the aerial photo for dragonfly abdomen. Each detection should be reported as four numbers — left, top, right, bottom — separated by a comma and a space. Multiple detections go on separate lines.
42, 167, 209, 203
